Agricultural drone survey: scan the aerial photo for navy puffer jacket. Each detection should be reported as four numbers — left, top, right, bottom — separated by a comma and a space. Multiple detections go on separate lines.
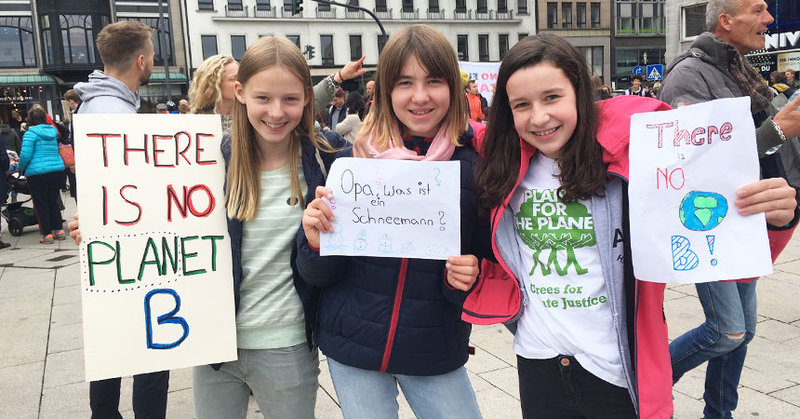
295, 127, 492, 376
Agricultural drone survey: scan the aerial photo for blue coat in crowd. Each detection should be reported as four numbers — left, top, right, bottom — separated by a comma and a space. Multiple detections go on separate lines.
19, 124, 65, 177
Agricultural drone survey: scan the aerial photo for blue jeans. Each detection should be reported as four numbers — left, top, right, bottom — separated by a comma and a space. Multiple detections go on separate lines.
327, 358, 482, 419
192, 344, 320, 419
669, 280, 757, 419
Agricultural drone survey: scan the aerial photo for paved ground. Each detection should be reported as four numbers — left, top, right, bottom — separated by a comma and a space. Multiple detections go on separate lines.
2, 193, 800, 418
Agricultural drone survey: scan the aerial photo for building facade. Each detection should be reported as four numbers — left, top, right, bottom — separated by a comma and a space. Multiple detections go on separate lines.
0, 0, 189, 123
610, 0, 665, 90
535, 0, 611, 84
183, 0, 536, 88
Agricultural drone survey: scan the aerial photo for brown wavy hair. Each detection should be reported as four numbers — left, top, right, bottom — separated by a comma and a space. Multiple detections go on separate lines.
475, 33, 605, 212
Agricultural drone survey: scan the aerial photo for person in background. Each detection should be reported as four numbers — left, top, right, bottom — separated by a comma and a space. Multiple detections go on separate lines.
466, 79, 485, 122
0, 125, 11, 249
155, 102, 169, 114
334, 91, 363, 143
178, 98, 190, 114
62, 89, 80, 202
363, 79, 375, 117
785, 69, 799, 90
19, 107, 65, 244
625, 75, 646, 96
325, 88, 346, 131
0, 115, 21, 155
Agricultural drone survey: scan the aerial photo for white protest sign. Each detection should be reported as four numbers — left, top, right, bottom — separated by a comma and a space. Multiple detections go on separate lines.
321, 158, 460, 260
629, 97, 773, 284
74, 114, 237, 381
459, 61, 500, 106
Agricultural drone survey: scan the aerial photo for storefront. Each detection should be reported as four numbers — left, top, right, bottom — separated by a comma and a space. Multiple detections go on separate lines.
747, 1, 800, 79
0, 74, 60, 129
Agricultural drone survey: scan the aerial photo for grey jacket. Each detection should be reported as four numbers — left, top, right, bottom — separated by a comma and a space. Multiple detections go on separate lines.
74, 70, 140, 114
660, 33, 785, 156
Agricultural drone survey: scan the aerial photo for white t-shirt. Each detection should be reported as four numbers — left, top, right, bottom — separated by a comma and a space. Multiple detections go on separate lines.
511, 153, 626, 389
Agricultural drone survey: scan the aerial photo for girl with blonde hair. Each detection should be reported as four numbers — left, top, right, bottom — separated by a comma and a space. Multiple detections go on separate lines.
192, 36, 345, 419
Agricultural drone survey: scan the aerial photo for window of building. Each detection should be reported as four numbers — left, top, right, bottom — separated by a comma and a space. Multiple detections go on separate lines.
547, 3, 557, 29
478, 34, 489, 61
577, 3, 586, 28
518, 32, 528, 41
0, 16, 36, 67
455, 0, 466, 13
477, 0, 487, 13
256, 0, 270, 10
499, 33, 509, 59
590, 2, 600, 28
682, 4, 706, 39
287, 35, 300, 49
616, 2, 634, 34
283, 0, 292, 11
517, 0, 527, 14
639, 1, 661, 33
429, 0, 439, 13
562, 3, 572, 28
321, 34, 334, 66
201, 35, 217, 60
198, 0, 214, 10
591, 46, 603, 77
349, 35, 362, 61
377, 33, 388, 53
317, 1, 331, 11
227, 0, 243, 10
376, 0, 387, 12
231, 35, 246, 60
39, 15, 53, 65
402, 0, 413, 12
60, 15, 95, 64
118, 17, 174, 66
457, 34, 468, 61
498, 0, 507, 13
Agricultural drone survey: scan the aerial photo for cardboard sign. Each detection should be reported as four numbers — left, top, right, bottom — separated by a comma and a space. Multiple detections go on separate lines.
628, 97, 773, 283
73, 114, 237, 381
320, 158, 461, 260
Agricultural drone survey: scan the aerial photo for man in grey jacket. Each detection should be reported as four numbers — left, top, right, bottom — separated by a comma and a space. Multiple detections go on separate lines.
660, 1, 800, 418
73, 20, 170, 419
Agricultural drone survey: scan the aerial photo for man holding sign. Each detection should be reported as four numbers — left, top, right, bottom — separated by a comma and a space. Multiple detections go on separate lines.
660, 0, 800, 417
72, 21, 169, 419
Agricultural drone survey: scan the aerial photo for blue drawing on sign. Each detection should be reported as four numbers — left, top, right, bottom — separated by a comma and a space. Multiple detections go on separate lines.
327, 222, 346, 250
426, 245, 450, 258
353, 230, 367, 251
633, 65, 644, 75
144, 288, 189, 350
671, 235, 699, 271
646, 64, 663, 81
401, 241, 416, 254
378, 233, 393, 253
679, 191, 728, 231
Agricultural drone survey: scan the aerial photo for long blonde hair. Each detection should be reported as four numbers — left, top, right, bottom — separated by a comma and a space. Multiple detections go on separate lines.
225, 37, 333, 221
361, 24, 468, 148
189, 54, 236, 114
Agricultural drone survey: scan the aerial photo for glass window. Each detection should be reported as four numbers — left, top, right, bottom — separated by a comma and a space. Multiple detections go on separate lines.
517, 0, 527, 14
402, 0, 413, 12
617, 2, 634, 34
60, 15, 95, 64
228, 0, 243, 10
547, 3, 557, 29
287, 34, 300, 49
284, 0, 292, 11
201, 35, 217, 60
40, 15, 53, 65
256, 0, 271, 10
376, 0, 387, 12
498, 0, 507, 13
577, 3, 586, 28
321, 34, 333, 66
455, 0, 466, 13
590, 2, 600, 28
231, 35, 246, 60
615, 48, 637, 76
198, 0, 214, 10
518, 32, 528, 41
591, 46, 603, 77
317, 1, 331, 11
562, 3, 572, 28
478, 34, 489, 62
683, 4, 706, 38
349, 35, 362, 61
477, 0, 487, 13
429, 0, 439, 13
0, 16, 36, 67
457, 34, 468, 61
499, 34, 509, 59
118, 17, 174, 66
377, 33, 388, 53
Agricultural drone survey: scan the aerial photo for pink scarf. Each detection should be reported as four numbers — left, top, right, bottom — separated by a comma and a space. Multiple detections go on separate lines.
364, 122, 456, 161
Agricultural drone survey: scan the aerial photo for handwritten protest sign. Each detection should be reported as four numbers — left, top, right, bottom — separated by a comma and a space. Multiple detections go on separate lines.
459, 61, 500, 106
73, 114, 237, 381
321, 158, 460, 260
629, 97, 772, 284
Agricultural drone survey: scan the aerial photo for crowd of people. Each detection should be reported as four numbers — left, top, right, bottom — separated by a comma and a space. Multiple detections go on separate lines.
0, 0, 796, 417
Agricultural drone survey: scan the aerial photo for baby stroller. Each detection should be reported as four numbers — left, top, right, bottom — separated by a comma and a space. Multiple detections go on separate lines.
1, 171, 38, 236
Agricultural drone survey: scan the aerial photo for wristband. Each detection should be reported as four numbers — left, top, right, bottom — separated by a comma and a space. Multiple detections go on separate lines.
772, 118, 788, 143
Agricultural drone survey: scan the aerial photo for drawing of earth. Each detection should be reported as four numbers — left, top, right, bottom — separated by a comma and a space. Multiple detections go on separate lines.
679, 191, 728, 231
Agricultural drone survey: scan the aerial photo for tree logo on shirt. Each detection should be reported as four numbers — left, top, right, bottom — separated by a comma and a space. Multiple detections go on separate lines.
515, 189, 596, 276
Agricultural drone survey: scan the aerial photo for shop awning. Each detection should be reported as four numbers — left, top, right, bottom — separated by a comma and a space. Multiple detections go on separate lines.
149, 72, 188, 83
0, 75, 57, 86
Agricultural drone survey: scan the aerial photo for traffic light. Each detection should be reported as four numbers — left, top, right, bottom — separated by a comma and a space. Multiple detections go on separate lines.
291, 0, 303, 15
